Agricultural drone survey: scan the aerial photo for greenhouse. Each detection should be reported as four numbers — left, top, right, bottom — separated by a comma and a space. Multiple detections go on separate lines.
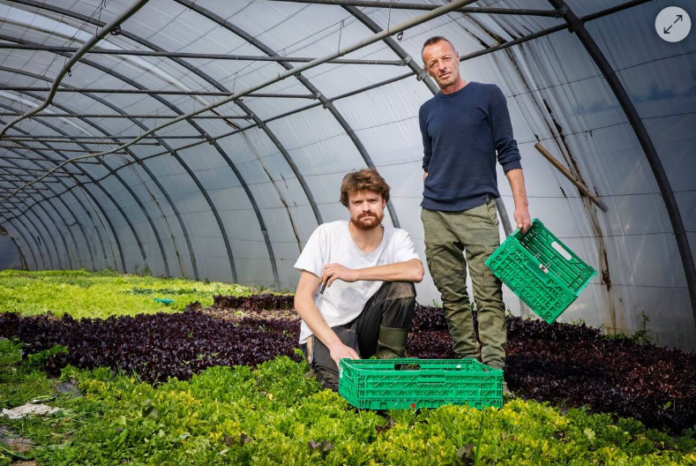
1, 0, 695, 464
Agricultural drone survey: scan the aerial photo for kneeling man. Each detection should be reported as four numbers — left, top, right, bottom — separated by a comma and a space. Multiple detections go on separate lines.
294, 168, 424, 391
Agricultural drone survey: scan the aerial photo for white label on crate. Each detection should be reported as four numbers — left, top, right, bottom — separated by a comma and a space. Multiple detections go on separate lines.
552, 241, 572, 261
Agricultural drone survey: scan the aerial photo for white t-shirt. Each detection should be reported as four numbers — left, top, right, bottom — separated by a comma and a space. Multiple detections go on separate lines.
294, 220, 420, 344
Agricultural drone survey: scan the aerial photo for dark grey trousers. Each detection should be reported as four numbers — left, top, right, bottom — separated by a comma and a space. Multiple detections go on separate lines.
301, 281, 416, 391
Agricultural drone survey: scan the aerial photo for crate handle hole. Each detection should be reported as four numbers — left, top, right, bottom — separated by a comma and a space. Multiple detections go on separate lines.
394, 363, 421, 371
552, 241, 572, 261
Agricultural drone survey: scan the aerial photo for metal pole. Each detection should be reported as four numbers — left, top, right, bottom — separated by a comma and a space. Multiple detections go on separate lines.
269, 0, 561, 17
0, 87, 317, 99
1, 167, 82, 175
0, 146, 133, 154
535, 142, 609, 212
0, 155, 101, 164
0, 112, 251, 120
0, 44, 405, 65
3, 136, 198, 141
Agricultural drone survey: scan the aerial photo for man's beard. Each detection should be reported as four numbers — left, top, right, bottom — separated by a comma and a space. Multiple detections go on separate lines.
351, 212, 383, 231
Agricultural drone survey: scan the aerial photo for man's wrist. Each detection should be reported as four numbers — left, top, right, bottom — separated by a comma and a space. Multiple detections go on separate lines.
327, 339, 345, 353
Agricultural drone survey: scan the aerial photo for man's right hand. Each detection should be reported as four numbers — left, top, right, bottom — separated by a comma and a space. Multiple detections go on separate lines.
423, 171, 428, 181
329, 342, 360, 368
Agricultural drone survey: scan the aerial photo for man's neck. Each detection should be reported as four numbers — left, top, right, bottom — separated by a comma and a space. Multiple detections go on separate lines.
348, 221, 384, 253
440, 78, 468, 95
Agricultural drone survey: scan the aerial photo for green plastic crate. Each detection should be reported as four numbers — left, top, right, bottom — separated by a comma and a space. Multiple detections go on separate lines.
485, 218, 597, 324
338, 358, 502, 410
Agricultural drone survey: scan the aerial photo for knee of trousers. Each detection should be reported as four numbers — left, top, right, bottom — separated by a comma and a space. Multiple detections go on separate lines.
426, 266, 467, 301
433, 279, 469, 303
385, 281, 416, 300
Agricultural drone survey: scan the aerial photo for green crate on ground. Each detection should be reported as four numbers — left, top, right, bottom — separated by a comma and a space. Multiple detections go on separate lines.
485, 218, 597, 324
338, 358, 502, 410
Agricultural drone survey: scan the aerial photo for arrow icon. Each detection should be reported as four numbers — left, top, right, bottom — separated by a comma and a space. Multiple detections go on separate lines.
656, 7, 691, 43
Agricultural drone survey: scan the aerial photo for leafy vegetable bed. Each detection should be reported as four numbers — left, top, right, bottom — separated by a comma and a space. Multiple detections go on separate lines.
407, 306, 696, 434
0, 309, 301, 384
213, 293, 294, 310
2, 296, 696, 434
2, 339, 695, 466
0, 269, 255, 317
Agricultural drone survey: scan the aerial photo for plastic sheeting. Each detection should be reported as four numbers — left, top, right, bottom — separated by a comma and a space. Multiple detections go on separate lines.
0, 0, 694, 350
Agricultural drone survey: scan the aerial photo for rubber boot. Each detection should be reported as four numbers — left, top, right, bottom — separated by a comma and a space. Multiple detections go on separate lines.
374, 326, 408, 359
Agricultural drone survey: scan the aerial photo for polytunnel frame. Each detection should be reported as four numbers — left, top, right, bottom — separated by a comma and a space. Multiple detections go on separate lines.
0, 57, 177, 276
0, 85, 165, 275
0, 0, 693, 330
0, 31, 248, 283
0, 171, 61, 269
0, 42, 407, 65
0, 112, 134, 273
1, 0, 487, 284
1, 195, 64, 271
0, 60, 208, 281
0, 127, 134, 276
0, 0, 525, 289
2, 206, 41, 269
2, 0, 406, 286
0, 109, 107, 271
0, 0, 486, 288
0, 0, 149, 139
2, 0, 347, 287
174, 0, 402, 229
0, 1, 621, 254
0, 138, 92, 270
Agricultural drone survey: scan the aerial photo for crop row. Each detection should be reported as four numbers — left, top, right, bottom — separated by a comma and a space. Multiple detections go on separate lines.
2, 301, 696, 433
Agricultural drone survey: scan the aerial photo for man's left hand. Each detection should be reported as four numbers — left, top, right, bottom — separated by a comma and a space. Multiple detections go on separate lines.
514, 207, 532, 234
321, 263, 359, 289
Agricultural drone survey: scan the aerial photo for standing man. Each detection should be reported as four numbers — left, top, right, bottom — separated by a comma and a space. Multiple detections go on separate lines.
418, 36, 531, 374
294, 168, 424, 391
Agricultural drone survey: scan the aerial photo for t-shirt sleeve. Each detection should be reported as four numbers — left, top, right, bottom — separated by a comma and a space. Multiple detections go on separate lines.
393, 230, 421, 264
294, 225, 325, 278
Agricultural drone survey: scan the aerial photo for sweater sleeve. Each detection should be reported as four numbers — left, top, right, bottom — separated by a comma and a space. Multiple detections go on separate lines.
488, 85, 522, 173
419, 104, 432, 172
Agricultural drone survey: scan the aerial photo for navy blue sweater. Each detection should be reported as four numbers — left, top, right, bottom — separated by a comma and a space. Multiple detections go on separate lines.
419, 82, 522, 211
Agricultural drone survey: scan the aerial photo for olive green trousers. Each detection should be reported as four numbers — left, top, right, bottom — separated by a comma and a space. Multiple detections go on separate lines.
422, 198, 506, 370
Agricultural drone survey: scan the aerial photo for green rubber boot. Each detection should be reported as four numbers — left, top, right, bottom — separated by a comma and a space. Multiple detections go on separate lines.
374, 326, 408, 359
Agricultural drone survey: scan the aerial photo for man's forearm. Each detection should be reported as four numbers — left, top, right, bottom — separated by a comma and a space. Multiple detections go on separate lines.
294, 293, 342, 348
506, 168, 528, 209
354, 259, 424, 283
